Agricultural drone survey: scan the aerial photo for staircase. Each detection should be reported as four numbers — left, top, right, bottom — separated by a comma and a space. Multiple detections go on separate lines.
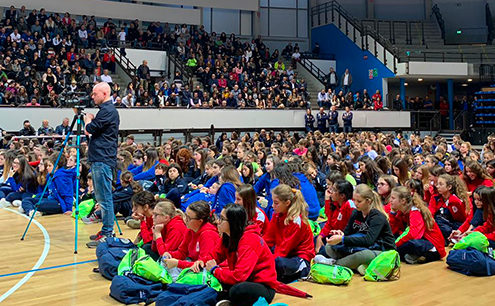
437, 130, 457, 143
287, 59, 325, 109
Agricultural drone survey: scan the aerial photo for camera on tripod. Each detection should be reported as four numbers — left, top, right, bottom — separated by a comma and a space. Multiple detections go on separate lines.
60, 91, 92, 108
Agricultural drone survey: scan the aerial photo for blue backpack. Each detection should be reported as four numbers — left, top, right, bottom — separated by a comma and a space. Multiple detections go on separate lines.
110, 274, 164, 304
97, 237, 136, 280
446, 247, 495, 276
155, 283, 217, 306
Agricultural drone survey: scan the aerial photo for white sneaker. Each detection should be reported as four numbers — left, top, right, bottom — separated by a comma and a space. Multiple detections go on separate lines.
314, 254, 336, 266
216, 300, 232, 306
28, 210, 42, 218
0, 198, 10, 208
18, 205, 25, 214
12, 200, 22, 207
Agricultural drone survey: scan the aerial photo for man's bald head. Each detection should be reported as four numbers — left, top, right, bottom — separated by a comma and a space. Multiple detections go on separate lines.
91, 82, 111, 105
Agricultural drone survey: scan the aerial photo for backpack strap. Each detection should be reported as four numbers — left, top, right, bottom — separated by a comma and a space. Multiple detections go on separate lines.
486, 253, 492, 276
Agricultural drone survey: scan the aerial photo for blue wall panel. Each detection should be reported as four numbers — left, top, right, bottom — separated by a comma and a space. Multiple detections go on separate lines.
311, 24, 395, 94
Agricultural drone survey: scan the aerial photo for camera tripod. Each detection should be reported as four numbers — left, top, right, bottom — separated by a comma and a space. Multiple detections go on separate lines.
21, 106, 122, 254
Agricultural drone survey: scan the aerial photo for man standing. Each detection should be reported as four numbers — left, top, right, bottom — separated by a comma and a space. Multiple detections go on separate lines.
341, 68, 352, 94
85, 82, 120, 248
326, 67, 338, 91
137, 60, 150, 91
328, 105, 339, 133
37, 120, 54, 136
342, 106, 353, 134
316, 107, 328, 133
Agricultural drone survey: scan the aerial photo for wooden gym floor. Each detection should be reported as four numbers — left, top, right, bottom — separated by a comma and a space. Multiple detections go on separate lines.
1, 207, 494, 306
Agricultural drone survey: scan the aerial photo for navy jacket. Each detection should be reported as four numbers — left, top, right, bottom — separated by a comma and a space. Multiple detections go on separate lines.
342, 111, 353, 127
86, 101, 120, 168
212, 182, 236, 215
328, 110, 339, 125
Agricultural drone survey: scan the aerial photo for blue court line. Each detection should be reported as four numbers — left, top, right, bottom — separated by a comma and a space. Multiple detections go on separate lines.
0, 259, 97, 278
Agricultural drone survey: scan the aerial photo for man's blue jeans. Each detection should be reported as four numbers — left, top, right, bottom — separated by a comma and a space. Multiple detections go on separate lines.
91, 162, 114, 237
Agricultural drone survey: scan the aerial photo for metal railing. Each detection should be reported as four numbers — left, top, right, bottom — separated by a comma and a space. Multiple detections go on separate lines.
111, 46, 137, 79
432, 4, 446, 41
453, 110, 468, 132
299, 54, 328, 86
404, 51, 495, 64
310, 0, 398, 73
361, 20, 427, 46
167, 53, 193, 88
429, 112, 441, 133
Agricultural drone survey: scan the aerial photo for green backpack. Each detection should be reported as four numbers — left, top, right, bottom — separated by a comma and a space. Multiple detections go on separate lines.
308, 220, 321, 237
175, 268, 223, 291
118, 248, 172, 284
309, 262, 353, 285
453, 232, 489, 253
364, 250, 401, 282
72, 198, 96, 219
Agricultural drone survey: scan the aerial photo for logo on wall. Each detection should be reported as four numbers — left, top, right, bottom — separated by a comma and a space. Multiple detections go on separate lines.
368, 68, 378, 80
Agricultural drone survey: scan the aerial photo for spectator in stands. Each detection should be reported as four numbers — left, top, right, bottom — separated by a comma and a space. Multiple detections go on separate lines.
392, 94, 403, 111
38, 120, 54, 136
326, 67, 338, 91
372, 90, 383, 111
137, 60, 150, 91
19, 120, 35, 136
423, 96, 434, 110
341, 69, 352, 94
100, 69, 113, 84
55, 118, 71, 135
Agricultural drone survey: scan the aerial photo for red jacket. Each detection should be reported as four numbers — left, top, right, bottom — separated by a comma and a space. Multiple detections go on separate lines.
385, 204, 407, 235
169, 222, 220, 269
458, 200, 475, 233
254, 207, 269, 236
140, 216, 154, 244
264, 213, 315, 262
474, 217, 495, 241
463, 177, 493, 193
208, 224, 311, 298
424, 185, 437, 205
395, 207, 446, 258
429, 194, 466, 223
320, 199, 355, 238
151, 215, 187, 256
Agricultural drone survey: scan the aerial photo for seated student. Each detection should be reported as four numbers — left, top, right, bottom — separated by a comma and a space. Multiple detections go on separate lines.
389, 186, 446, 264
190, 148, 209, 186
450, 186, 487, 243
84, 171, 142, 224
133, 148, 160, 182
182, 159, 225, 207
264, 184, 315, 283
254, 155, 281, 217
190, 159, 214, 189
129, 191, 156, 248
424, 165, 446, 204
0, 155, 38, 206
162, 163, 188, 208
201, 204, 310, 306
315, 179, 355, 253
162, 200, 220, 270
472, 187, 495, 248
317, 184, 395, 274
235, 184, 269, 235
212, 165, 241, 215
378, 175, 397, 209
429, 174, 469, 243
146, 162, 168, 195
142, 200, 187, 261
461, 160, 494, 196
129, 150, 145, 176
22, 154, 76, 217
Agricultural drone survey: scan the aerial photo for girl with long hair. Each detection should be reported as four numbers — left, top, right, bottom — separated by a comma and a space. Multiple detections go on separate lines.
264, 184, 315, 283
317, 184, 395, 274
390, 186, 446, 264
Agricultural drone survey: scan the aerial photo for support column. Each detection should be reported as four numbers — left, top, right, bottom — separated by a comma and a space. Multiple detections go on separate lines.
425, 0, 433, 20
448, 79, 454, 130
435, 81, 441, 106
253, 9, 261, 38
400, 78, 406, 110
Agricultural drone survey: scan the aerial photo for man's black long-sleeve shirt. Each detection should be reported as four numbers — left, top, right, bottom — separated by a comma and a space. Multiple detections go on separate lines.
86, 100, 119, 168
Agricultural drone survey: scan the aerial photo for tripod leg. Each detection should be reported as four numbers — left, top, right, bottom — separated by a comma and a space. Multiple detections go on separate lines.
21, 117, 77, 240
114, 215, 123, 235
74, 114, 84, 254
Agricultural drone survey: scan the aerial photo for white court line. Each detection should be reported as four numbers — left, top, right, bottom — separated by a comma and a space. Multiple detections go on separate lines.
0, 208, 50, 303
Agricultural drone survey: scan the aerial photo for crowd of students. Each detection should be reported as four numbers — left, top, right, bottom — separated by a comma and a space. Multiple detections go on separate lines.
2, 127, 495, 304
